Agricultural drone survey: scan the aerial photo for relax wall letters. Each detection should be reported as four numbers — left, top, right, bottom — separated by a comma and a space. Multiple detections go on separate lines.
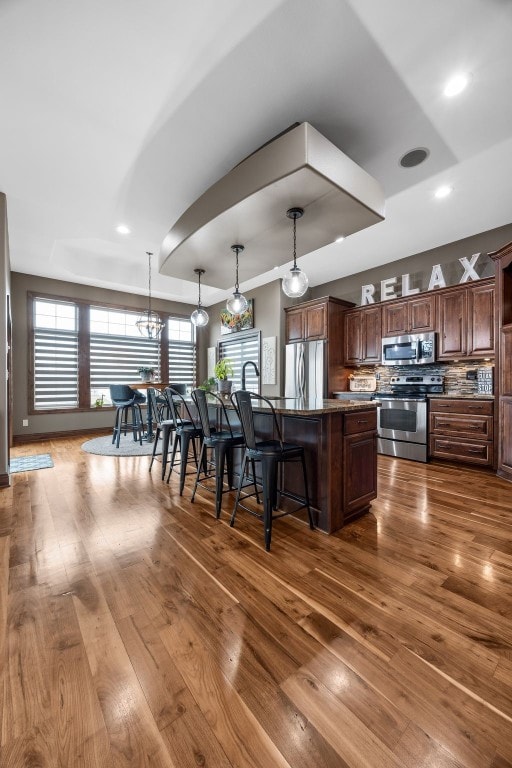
361, 253, 483, 305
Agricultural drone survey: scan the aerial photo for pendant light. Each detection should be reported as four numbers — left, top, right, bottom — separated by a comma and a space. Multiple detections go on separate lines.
282, 207, 309, 298
190, 268, 209, 327
136, 251, 165, 339
226, 244, 248, 314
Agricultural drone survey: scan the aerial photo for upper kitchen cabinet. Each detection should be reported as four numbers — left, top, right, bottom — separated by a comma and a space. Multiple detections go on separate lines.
343, 306, 382, 365
382, 294, 435, 337
437, 278, 495, 360
284, 296, 353, 343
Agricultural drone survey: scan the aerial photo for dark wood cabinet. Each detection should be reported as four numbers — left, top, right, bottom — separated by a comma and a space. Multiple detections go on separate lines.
490, 240, 512, 481
285, 308, 304, 343
343, 306, 381, 365
382, 294, 435, 337
467, 281, 495, 357
429, 398, 494, 467
304, 302, 327, 340
285, 297, 334, 342
278, 407, 377, 532
436, 278, 495, 360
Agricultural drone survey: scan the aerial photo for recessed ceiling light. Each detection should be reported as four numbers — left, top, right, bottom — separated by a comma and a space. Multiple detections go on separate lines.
443, 73, 470, 98
116, 224, 131, 235
434, 185, 453, 199
335, 235, 345, 243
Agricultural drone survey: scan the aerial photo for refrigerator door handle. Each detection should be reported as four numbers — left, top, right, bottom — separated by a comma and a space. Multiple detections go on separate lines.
298, 344, 305, 397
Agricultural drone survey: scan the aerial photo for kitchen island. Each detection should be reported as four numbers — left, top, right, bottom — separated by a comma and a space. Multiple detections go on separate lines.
244, 397, 378, 533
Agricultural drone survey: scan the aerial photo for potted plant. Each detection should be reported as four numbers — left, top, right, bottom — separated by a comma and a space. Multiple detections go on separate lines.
214, 358, 234, 395
199, 376, 216, 394
138, 366, 155, 383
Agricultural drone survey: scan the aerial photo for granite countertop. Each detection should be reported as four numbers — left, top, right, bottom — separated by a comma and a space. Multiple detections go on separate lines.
250, 397, 377, 415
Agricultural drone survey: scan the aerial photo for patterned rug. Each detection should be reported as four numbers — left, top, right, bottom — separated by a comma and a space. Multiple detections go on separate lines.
10, 454, 54, 473
81, 434, 162, 457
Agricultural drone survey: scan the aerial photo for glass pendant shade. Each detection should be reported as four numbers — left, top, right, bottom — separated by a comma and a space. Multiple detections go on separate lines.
191, 307, 209, 327
191, 268, 209, 327
226, 291, 248, 315
282, 207, 308, 299
282, 265, 309, 298
226, 244, 248, 315
136, 251, 164, 338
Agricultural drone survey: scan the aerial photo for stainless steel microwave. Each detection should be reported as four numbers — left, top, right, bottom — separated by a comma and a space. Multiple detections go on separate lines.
381, 332, 435, 366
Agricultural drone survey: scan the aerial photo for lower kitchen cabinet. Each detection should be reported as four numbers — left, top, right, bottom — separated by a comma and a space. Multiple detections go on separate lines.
429, 398, 494, 467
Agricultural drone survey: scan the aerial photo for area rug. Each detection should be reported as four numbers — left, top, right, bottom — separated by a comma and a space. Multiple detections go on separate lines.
10, 454, 54, 473
81, 435, 162, 457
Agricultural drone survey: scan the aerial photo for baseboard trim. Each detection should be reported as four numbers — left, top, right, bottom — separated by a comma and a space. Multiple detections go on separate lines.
0, 472, 10, 488
13, 427, 111, 446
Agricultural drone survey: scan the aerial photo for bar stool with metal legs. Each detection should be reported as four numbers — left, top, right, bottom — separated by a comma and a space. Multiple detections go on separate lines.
231, 390, 314, 551
148, 388, 178, 480
190, 389, 245, 518
165, 387, 204, 494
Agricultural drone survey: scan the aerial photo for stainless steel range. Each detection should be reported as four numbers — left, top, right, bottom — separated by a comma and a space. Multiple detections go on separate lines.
373, 374, 444, 462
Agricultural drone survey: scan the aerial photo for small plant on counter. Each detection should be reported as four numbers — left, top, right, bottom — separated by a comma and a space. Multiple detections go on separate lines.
213, 358, 234, 381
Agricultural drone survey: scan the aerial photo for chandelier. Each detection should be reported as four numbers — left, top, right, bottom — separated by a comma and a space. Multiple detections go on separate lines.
136, 251, 165, 339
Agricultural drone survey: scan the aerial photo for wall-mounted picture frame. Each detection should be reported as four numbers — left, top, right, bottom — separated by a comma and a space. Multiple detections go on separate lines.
220, 299, 254, 334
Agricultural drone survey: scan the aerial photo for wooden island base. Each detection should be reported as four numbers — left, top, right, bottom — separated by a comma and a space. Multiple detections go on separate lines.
251, 401, 378, 533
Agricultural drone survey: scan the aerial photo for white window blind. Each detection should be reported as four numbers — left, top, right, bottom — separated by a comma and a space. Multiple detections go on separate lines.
33, 300, 79, 409
168, 318, 196, 387
218, 331, 260, 392
90, 307, 159, 405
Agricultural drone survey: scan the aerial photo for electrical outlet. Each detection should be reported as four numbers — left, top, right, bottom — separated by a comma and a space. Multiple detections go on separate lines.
22, 419, 28, 427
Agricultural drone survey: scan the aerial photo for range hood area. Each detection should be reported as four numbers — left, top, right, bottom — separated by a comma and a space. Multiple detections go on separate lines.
159, 122, 385, 289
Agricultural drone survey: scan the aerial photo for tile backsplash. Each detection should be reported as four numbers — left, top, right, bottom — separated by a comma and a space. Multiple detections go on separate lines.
352, 362, 495, 396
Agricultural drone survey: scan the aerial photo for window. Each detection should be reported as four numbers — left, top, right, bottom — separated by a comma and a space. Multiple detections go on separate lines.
90, 308, 160, 406
29, 293, 196, 412
168, 318, 196, 388
33, 299, 79, 409
218, 331, 260, 392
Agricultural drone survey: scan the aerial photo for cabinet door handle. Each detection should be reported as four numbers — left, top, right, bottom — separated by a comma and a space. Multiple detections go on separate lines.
468, 405, 484, 410
468, 448, 484, 454
357, 419, 369, 424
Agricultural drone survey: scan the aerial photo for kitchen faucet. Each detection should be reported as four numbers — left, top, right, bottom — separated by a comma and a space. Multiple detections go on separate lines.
241, 360, 260, 390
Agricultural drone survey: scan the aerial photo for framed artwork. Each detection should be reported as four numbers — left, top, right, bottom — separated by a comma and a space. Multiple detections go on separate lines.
220, 299, 254, 334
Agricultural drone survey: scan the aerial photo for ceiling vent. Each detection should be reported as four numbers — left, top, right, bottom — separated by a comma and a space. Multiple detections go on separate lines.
400, 148, 430, 168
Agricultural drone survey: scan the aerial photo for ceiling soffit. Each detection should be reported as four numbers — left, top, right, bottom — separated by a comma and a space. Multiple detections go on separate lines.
159, 122, 385, 289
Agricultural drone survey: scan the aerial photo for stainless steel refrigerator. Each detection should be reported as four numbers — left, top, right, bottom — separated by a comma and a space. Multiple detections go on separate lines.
284, 340, 326, 399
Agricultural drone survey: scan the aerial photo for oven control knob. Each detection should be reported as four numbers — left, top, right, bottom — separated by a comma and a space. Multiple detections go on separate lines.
431, 377, 435, 381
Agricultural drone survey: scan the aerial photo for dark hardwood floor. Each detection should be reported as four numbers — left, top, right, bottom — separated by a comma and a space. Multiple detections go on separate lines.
1, 436, 512, 767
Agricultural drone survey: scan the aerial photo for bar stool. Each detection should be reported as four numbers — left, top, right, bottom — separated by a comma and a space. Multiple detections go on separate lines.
165, 388, 204, 494
109, 384, 145, 448
191, 389, 245, 518
147, 388, 177, 480
231, 390, 314, 551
